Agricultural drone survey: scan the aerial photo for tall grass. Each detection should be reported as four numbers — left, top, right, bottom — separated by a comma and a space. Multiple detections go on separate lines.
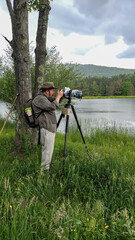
0, 119, 135, 239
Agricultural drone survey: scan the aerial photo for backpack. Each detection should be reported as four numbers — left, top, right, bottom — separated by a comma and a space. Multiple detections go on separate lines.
24, 99, 40, 128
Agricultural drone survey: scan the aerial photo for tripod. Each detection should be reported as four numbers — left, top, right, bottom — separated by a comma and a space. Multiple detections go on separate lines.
57, 92, 91, 170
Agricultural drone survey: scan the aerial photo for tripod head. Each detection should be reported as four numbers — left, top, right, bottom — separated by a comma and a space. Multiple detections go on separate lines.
66, 90, 72, 106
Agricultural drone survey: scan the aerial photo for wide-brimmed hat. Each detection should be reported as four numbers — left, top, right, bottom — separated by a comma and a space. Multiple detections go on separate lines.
40, 82, 57, 91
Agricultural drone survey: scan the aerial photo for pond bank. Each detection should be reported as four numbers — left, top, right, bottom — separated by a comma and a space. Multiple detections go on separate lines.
83, 95, 135, 99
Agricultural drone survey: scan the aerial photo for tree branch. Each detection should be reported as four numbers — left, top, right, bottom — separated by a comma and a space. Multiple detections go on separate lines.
5, 0, 14, 22
1, 34, 13, 48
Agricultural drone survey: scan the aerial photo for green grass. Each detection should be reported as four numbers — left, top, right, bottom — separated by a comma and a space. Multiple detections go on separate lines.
0, 120, 135, 239
83, 96, 135, 99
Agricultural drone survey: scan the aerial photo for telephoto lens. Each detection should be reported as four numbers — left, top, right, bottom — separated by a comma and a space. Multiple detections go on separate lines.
63, 87, 82, 99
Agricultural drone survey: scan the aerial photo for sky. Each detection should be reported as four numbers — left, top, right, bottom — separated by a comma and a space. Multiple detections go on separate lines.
0, 0, 135, 69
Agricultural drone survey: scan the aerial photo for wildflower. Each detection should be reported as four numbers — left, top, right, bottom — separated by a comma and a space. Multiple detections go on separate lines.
105, 225, 109, 229
10, 205, 12, 208
87, 218, 89, 221
71, 229, 76, 232
91, 225, 94, 228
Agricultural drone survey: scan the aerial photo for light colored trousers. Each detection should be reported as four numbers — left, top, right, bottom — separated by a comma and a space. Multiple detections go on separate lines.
40, 128, 56, 170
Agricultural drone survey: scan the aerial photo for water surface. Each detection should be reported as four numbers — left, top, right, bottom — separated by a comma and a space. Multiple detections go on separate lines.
56, 98, 135, 134
1, 99, 135, 134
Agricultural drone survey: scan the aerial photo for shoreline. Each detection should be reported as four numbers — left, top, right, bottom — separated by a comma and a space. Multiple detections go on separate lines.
82, 95, 135, 99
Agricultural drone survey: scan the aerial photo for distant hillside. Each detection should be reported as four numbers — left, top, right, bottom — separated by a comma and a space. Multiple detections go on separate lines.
72, 64, 135, 78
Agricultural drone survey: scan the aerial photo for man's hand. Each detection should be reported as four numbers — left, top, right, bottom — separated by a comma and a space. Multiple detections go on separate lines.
55, 89, 63, 103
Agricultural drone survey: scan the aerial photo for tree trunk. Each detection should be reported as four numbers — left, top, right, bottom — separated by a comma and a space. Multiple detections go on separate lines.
6, 0, 51, 146
33, 0, 51, 97
6, 0, 33, 145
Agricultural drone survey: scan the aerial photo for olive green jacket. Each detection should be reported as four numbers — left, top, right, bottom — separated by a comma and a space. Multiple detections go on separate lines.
32, 92, 59, 133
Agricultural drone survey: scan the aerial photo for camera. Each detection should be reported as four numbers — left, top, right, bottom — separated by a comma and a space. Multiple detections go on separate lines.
63, 87, 82, 99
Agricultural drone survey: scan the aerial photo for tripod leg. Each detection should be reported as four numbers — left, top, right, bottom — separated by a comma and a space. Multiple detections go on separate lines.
57, 113, 64, 129
71, 104, 91, 160
63, 114, 69, 170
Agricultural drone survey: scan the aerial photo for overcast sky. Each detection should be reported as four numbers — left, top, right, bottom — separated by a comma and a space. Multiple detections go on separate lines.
0, 0, 135, 69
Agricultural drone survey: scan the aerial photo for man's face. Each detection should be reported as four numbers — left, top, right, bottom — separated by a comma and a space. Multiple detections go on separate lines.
45, 89, 55, 97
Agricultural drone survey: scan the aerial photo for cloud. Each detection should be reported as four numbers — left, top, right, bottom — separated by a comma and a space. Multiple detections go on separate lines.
117, 45, 135, 58
49, 3, 89, 35
49, 0, 135, 47
1, 0, 135, 68
73, 48, 91, 56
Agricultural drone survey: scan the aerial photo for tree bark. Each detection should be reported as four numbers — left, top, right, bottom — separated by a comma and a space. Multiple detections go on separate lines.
5, 0, 51, 146
33, 0, 51, 97
6, 0, 32, 145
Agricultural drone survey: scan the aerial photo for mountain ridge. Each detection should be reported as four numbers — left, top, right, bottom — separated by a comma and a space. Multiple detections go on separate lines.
71, 63, 135, 78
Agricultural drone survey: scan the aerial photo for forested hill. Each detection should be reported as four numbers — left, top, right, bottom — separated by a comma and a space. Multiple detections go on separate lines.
72, 64, 135, 78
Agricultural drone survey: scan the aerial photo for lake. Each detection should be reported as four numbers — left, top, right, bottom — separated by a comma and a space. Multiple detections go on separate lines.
1, 98, 135, 134
56, 98, 135, 135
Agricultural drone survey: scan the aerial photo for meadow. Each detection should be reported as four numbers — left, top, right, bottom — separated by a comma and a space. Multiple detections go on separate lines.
0, 120, 135, 239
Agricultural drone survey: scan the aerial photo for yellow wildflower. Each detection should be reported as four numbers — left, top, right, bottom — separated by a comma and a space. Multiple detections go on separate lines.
105, 225, 109, 229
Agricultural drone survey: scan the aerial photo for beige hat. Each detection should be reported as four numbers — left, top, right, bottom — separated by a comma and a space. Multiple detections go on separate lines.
40, 82, 57, 91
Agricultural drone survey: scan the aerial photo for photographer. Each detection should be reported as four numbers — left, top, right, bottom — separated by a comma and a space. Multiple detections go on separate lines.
32, 82, 63, 170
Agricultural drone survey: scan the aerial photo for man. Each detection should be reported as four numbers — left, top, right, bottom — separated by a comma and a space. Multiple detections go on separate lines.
32, 82, 63, 170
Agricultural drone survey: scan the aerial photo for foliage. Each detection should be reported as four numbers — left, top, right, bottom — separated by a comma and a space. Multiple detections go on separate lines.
1, 121, 135, 239
28, 0, 53, 12
33, 46, 83, 92
0, 57, 4, 77
0, 68, 16, 103
75, 73, 135, 96
0, 46, 83, 103
1, 45, 135, 101
28, 0, 39, 11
